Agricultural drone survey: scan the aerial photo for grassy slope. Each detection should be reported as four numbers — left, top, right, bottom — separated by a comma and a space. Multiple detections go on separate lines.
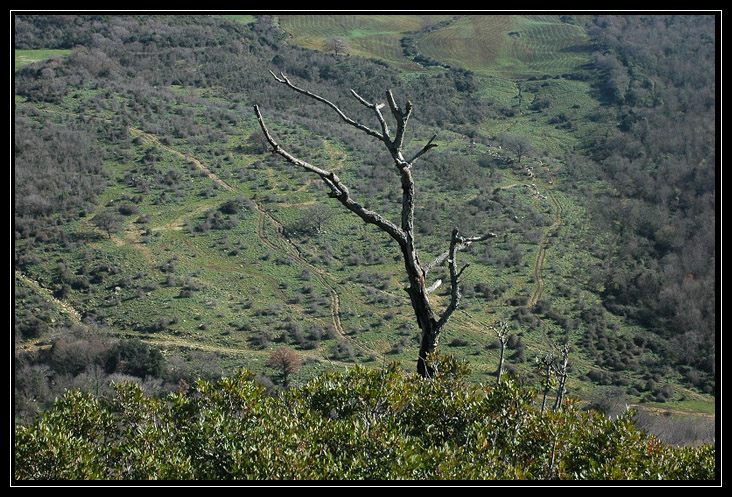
13, 15, 714, 420
14, 49, 72, 71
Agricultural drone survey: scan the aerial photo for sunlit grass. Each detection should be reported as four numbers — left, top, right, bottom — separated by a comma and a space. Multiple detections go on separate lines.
14, 49, 72, 71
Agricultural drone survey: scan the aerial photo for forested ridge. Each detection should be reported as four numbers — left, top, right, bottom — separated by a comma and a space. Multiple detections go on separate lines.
13, 14, 716, 480
581, 15, 716, 378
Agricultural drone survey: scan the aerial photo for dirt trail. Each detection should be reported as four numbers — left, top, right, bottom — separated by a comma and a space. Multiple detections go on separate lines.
133, 129, 381, 359
256, 206, 348, 345
129, 127, 237, 193
528, 185, 562, 308
22, 110, 557, 362
493, 151, 562, 310
15, 270, 82, 325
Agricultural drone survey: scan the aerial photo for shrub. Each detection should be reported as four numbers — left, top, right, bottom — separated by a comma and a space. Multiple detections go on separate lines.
105, 339, 164, 379
117, 203, 139, 216
14, 355, 716, 481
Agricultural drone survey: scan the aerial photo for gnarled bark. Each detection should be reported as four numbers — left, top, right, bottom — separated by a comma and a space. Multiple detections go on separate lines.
254, 72, 495, 377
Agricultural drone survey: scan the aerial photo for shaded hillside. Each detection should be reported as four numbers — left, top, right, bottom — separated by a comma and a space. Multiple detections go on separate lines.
581, 15, 716, 383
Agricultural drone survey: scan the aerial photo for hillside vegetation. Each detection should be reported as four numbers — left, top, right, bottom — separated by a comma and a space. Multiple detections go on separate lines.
13, 13, 716, 471
14, 355, 715, 480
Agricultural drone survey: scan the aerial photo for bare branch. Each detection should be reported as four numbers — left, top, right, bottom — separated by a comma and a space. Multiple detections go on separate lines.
386, 90, 412, 150
253, 104, 332, 177
424, 230, 497, 275
407, 134, 439, 164
491, 320, 510, 384
436, 229, 465, 329
349, 88, 372, 107
426, 278, 442, 295
435, 229, 497, 329
423, 251, 449, 275
350, 89, 391, 141
253, 104, 406, 245
456, 232, 500, 244
269, 71, 383, 141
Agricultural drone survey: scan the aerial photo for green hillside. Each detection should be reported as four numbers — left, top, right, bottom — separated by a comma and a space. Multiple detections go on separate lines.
13, 14, 716, 447
278, 14, 593, 78
14, 49, 72, 71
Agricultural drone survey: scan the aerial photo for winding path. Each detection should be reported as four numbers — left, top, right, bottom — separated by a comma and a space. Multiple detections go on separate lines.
528, 184, 562, 308
145, 125, 561, 352
492, 150, 563, 310
15, 270, 83, 325
20, 106, 559, 360
131, 128, 381, 359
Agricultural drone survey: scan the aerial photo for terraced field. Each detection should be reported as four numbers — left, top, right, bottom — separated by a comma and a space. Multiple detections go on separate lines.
416, 16, 511, 72
279, 14, 593, 78
496, 15, 592, 77
279, 14, 451, 69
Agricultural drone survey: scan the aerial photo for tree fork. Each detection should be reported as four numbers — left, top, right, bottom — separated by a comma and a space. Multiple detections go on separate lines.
254, 72, 496, 377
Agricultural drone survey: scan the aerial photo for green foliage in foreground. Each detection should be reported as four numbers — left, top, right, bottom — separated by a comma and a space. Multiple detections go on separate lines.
14, 354, 715, 481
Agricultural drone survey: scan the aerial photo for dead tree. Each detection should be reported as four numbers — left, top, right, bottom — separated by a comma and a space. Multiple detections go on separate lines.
552, 342, 570, 410
538, 351, 556, 415
491, 320, 510, 384
537, 332, 571, 412
254, 72, 496, 377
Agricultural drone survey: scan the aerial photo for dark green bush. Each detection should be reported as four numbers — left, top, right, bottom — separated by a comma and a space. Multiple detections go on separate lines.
105, 339, 164, 379
14, 354, 715, 481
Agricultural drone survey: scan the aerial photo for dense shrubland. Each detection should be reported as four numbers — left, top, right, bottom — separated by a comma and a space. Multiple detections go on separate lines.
14, 354, 715, 481
14, 111, 111, 242
569, 15, 716, 388
13, 321, 229, 425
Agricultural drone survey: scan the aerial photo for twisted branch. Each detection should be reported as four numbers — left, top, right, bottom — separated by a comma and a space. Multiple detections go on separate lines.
424, 230, 497, 275
253, 104, 405, 245
254, 72, 498, 377
435, 228, 495, 330
269, 71, 384, 141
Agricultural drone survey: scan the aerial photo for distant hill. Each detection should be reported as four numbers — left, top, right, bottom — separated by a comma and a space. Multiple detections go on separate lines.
278, 14, 593, 77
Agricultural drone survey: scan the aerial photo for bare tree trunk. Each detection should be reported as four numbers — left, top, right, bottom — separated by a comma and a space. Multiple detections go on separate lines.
553, 345, 570, 410
539, 352, 555, 415
492, 321, 509, 384
254, 72, 496, 377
